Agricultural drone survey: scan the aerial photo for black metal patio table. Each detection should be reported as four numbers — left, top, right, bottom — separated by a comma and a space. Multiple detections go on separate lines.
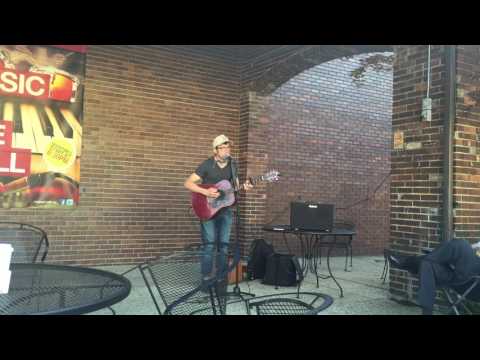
0, 263, 131, 315
263, 226, 356, 297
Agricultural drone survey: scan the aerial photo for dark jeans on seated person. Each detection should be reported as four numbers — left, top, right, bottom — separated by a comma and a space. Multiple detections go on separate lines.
394, 239, 480, 315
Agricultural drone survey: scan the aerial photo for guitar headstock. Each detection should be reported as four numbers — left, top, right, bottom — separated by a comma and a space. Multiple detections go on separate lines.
262, 170, 280, 183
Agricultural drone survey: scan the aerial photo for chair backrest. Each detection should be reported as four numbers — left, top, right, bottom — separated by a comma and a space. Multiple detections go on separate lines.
139, 249, 227, 315
247, 292, 333, 315
0, 223, 49, 263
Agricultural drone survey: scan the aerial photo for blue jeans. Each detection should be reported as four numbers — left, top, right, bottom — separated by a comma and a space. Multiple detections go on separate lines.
200, 208, 233, 278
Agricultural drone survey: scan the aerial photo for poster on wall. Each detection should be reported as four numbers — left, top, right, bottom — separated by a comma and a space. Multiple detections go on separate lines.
0, 45, 87, 209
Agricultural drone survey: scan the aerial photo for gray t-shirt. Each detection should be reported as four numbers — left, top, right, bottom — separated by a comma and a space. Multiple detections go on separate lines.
195, 157, 234, 185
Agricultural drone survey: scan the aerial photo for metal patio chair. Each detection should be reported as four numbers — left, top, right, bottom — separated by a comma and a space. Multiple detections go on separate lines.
141, 249, 228, 315
317, 221, 355, 272
383, 247, 480, 315
118, 248, 228, 315
439, 275, 480, 315
246, 291, 333, 315
0, 222, 49, 263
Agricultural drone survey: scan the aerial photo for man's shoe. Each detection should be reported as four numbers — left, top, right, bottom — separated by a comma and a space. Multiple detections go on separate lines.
387, 253, 422, 274
388, 254, 403, 268
199, 277, 214, 294
199, 287, 210, 295
189, 281, 212, 303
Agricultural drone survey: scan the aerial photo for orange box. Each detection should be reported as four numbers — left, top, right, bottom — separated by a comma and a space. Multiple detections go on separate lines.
228, 260, 247, 285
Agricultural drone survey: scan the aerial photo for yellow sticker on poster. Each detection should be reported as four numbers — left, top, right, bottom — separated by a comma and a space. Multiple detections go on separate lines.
43, 138, 76, 171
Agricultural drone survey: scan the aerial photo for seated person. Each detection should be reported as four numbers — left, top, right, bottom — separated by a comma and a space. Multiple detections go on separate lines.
389, 239, 480, 315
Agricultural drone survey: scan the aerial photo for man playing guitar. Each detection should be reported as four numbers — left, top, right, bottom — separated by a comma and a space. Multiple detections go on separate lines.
184, 135, 253, 284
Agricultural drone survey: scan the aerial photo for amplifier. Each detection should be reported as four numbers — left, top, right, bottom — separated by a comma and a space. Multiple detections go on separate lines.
290, 202, 334, 232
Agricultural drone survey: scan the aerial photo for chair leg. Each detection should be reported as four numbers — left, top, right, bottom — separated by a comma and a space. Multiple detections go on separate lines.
108, 306, 116, 315
381, 249, 389, 283
459, 300, 473, 315
381, 260, 388, 283
451, 292, 474, 315
349, 245, 353, 267
442, 288, 460, 315
246, 299, 252, 315
381, 253, 390, 284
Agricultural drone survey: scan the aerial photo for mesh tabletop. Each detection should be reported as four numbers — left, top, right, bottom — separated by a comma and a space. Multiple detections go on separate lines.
0, 264, 131, 315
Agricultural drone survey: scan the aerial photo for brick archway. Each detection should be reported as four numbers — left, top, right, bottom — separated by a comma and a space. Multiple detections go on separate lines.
247, 45, 393, 95
238, 45, 393, 253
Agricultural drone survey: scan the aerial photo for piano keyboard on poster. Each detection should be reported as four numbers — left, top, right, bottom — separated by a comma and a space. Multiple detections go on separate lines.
0, 99, 82, 157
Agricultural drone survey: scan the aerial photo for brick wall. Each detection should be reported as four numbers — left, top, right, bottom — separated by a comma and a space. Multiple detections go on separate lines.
238, 47, 393, 257
389, 45, 480, 304
2, 44, 473, 306
1, 45, 395, 266
0, 45, 241, 265
236, 47, 306, 253
259, 54, 393, 255
389, 45, 447, 300
454, 45, 480, 241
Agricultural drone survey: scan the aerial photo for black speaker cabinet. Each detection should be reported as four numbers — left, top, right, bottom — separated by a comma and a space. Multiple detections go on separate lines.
290, 202, 334, 232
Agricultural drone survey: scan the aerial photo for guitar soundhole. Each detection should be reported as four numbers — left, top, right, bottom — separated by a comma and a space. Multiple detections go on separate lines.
217, 190, 225, 201
208, 190, 226, 209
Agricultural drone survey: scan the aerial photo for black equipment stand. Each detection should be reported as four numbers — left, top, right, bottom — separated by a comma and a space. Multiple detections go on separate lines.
227, 159, 255, 300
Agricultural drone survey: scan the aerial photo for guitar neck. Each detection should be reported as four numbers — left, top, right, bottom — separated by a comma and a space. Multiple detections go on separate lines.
248, 174, 265, 186
228, 175, 265, 194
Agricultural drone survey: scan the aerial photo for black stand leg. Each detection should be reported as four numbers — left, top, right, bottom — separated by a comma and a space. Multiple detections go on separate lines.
228, 206, 255, 300
225, 165, 255, 304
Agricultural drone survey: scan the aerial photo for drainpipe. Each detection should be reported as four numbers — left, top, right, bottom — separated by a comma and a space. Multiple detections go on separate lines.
443, 45, 456, 242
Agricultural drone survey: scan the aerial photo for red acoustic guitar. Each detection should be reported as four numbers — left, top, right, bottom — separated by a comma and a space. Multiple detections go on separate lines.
191, 170, 280, 221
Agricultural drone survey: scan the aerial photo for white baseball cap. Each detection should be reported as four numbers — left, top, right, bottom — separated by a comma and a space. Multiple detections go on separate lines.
213, 135, 230, 150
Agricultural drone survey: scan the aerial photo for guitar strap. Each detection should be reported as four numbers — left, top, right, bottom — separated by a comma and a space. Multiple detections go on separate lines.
230, 158, 238, 191
217, 156, 241, 277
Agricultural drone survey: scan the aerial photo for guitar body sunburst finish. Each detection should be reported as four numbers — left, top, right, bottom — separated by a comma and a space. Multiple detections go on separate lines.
191, 180, 235, 221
